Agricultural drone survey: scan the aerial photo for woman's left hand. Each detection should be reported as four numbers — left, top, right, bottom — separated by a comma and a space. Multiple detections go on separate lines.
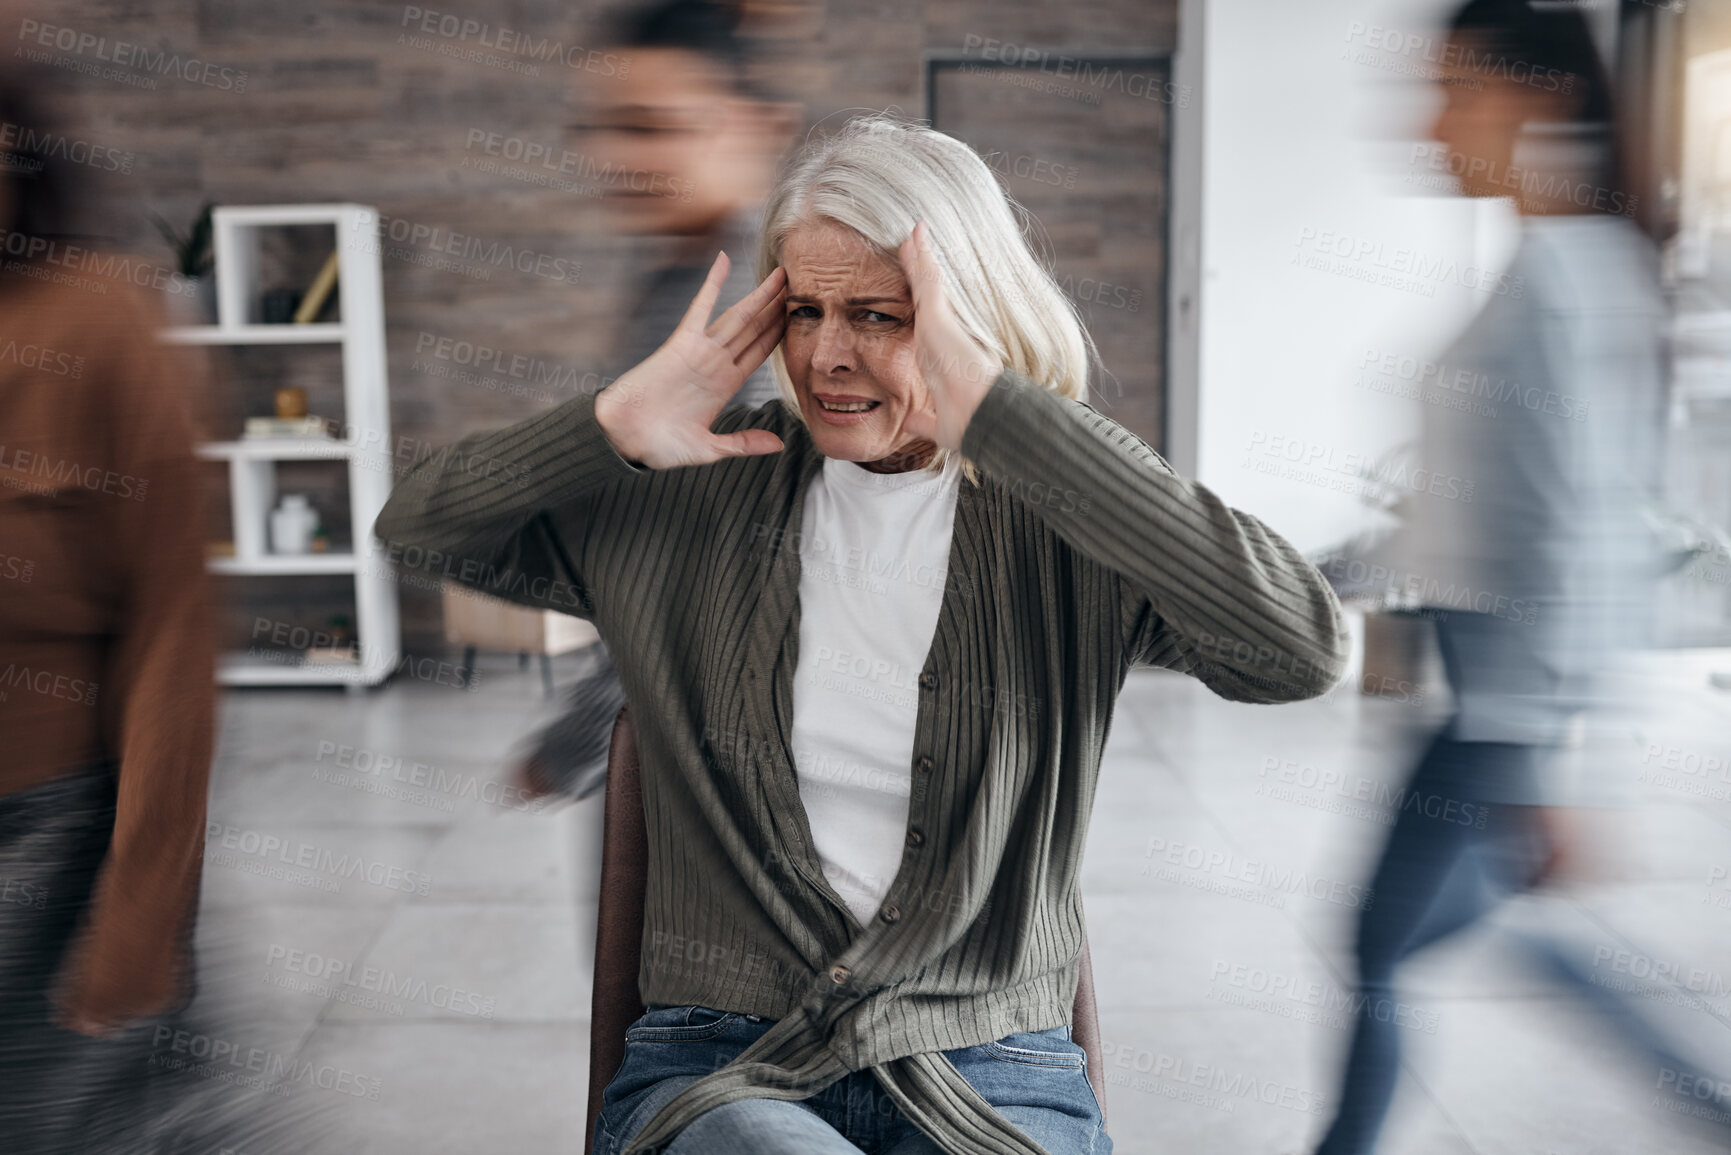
898, 221, 1002, 452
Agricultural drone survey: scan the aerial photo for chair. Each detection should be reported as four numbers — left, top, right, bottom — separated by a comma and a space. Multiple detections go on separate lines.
583, 708, 1107, 1154
440, 581, 599, 695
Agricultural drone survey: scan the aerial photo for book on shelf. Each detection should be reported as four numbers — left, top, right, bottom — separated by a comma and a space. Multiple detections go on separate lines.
294, 251, 340, 324
243, 416, 331, 439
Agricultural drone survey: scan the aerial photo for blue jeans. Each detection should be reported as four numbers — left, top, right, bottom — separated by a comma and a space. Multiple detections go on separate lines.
593, 1005, 1111, 1154
1313, 733, 1543, 1155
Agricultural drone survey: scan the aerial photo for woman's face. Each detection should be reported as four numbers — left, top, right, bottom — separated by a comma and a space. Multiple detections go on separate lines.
1431, 42, 1520, 199
578, 48, 786, 237
780, 221, 933, 466
1430, 33, 1576, 202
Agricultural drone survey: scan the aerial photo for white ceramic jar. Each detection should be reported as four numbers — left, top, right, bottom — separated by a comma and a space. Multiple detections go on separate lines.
270, 494, 318, 554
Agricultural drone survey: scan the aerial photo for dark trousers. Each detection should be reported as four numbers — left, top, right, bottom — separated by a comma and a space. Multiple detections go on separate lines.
1317, 736, 1731, 1154
1314, 734, 1546, 1155
0, 766, 317, 1154
0, 765, 131, 1153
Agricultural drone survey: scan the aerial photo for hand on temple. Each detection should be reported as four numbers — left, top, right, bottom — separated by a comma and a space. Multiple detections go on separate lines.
897, 220, 1003, 453
596, 253, 790, 470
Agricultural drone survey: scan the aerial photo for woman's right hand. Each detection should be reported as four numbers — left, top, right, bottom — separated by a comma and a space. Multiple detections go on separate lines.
595, 253, 789, 470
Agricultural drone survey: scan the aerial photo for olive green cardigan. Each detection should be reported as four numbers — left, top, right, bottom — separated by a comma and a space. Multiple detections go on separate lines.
375, 371, 1348, 1154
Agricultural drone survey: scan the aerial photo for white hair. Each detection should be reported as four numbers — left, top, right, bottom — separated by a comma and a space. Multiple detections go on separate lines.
757, 113, 1094, 464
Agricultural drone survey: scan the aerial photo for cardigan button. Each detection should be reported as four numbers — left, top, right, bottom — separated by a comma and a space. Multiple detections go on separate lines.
880, 904, 901, 924
829, 964, 850, 985
905, 828, 925, 848
918, 671, 938, 691
915, 754, 933, 775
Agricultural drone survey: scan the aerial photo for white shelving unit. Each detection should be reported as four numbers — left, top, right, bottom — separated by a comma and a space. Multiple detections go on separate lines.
165, 204, 400, 688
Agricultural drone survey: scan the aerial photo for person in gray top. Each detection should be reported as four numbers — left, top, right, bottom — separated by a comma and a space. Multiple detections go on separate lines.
1314, 4, 1724, 1153
522, 0, 797, 796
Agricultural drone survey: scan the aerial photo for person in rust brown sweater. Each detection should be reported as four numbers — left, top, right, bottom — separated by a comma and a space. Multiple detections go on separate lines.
0, 72, 217, 1150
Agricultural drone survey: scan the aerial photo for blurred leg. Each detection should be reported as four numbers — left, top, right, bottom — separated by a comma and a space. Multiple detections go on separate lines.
0, 765, 134, 1155
1509, 927, 1731, 1144
1315, 735, 1535, 1155
522, 643, 626, 799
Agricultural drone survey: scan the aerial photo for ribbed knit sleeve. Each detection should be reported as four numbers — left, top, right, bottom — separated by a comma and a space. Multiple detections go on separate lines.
373, 389, 644, 616
960, 371, 1348, 702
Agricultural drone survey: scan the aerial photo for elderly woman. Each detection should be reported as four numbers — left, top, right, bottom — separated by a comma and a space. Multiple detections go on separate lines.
378, 115, 1346, 1155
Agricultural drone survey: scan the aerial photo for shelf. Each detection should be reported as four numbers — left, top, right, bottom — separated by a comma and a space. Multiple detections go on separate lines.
178, 203, 399, 689
164, 323, 346, 345
209, 552, 358, 576
198, 439, 355, 461
218, 652, 380, 687
212, 203, 374, 227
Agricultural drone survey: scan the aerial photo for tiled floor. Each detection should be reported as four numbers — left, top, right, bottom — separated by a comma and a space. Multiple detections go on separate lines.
189, 647, 1731, 1154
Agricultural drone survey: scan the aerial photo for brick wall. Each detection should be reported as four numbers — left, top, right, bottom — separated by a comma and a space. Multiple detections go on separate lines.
16, 0, 1175, 653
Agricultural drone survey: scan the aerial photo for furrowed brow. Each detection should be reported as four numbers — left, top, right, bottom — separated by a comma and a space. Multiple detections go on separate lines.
783, 294, 908, 305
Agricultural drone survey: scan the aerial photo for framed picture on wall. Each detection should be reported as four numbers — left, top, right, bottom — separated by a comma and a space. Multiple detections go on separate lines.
925, 49, 1173, 454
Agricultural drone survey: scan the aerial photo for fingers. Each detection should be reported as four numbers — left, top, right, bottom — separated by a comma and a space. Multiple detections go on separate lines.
727, 278, 788, 368
709, 265, 786, 351
52, 1003, 121, 1039
899, 221, 943, 311
900, 223, 949, 378
675, 251, 731, 335
897, 230, 921, 306
515, 756, 555, 800
733, 303, 786, 380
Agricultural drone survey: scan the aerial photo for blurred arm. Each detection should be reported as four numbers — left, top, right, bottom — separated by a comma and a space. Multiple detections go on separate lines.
59, 303, 216, 1030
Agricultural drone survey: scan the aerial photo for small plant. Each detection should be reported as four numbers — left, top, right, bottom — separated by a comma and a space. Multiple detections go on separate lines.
150, 201, 215, 278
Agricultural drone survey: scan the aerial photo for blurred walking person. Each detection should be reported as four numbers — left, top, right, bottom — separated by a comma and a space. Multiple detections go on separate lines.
1314, 3, 1717, 1151
514, 0, 799, 798
0, 67, 218, 1152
